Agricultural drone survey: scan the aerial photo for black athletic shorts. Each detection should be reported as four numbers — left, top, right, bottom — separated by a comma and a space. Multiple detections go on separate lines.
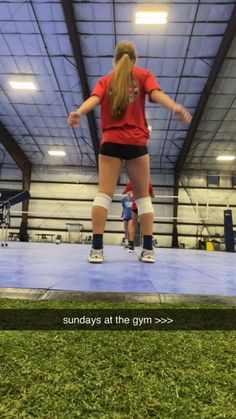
99, 142, 148, 160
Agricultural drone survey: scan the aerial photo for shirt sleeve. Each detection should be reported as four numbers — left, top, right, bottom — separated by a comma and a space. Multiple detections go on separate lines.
149, 183, 155, 197
124, 182, 133, 193
144, 71, 161, 102
91, 77, 106, 102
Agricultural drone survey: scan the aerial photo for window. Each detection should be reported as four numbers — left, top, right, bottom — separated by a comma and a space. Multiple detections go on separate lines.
207, 175, 219, 188
232, 175, 236, 188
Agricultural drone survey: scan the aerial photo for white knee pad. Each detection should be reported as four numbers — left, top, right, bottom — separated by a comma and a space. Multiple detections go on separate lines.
136, 196, 154, 215
92, 192, 112, 211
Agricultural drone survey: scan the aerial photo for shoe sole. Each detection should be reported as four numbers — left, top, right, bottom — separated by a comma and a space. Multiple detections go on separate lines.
139, 256, 155, 263
88, 257, 104, 263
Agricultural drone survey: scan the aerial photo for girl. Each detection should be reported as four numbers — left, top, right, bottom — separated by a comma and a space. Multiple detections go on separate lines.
68, 40, 192, 263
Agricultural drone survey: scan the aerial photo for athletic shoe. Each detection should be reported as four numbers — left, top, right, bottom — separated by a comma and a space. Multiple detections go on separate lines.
139, 249, 155, 263
128, 245, 135, 253
88, 248, 104, 263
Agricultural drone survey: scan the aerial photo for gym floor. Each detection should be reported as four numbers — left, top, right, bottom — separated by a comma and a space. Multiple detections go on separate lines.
0, 242, 235, 303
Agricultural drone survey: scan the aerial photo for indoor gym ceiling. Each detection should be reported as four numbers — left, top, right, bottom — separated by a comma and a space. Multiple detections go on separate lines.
0, 0, 235, 174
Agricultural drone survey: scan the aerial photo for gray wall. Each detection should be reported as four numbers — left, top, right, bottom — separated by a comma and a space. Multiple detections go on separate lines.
1, 167, 235, 248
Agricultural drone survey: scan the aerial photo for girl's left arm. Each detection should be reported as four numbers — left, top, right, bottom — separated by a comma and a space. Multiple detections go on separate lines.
150, 90, 192, 124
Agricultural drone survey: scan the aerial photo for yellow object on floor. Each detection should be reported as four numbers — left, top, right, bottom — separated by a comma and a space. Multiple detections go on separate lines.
206, 241, 214, 251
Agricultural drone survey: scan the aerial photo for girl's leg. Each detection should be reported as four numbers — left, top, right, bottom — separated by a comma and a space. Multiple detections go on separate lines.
125, 154, 155, 262
125, 154, 153, 235
127, 219, 132, 244
123, 220, 128, 245
92, 154, 122, 233
128, 211, 138, 251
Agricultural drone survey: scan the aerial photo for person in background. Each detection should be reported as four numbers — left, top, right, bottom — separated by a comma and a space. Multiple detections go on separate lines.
123, 181, 155, 252
68, 40, 192, 263
121, 190, 133, 247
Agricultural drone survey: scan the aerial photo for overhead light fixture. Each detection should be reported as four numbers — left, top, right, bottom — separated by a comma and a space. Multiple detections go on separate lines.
216, 155, 235, 161
135, 6, 169, 25
9, 81, 36, 90
48, 150, 66, 157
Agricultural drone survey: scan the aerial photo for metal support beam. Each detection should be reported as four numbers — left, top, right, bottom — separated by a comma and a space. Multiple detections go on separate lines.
19, 166, 31, 242
175, 5, 236, 176
0, 122, 32, 172
171, 173, 179, 248
61, 0, 100, 166
0, 121, 32, 240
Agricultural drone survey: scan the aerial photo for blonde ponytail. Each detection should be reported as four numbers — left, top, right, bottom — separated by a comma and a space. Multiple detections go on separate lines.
110, 41, 137, 118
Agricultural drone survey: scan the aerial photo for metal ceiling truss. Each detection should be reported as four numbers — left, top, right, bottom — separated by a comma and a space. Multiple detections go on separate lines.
199, 96, 236, 161
159, 0, 201, 171
0, 122, 31, 173
0, 83, 44, 158
29, 0, 84, 160
172, 4, 236, 248
174, 4, 236, 176
61, 0, 100, 167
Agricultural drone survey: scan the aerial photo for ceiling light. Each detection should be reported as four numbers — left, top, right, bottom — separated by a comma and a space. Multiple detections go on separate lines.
48, 150, 66, 157
135, 7, 168, 25
216, 155, 235, 161
9, 81, 36, 90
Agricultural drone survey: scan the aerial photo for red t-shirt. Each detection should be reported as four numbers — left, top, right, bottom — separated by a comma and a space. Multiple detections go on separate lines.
92, 66, 161, 146
124, 182, 154, 210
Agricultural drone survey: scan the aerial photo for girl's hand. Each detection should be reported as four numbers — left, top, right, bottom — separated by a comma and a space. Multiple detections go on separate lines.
173, 104, 192, 124
67, 111, 81, 128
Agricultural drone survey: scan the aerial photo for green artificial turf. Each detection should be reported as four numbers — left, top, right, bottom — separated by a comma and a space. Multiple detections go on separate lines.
0, 299, 236, 418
